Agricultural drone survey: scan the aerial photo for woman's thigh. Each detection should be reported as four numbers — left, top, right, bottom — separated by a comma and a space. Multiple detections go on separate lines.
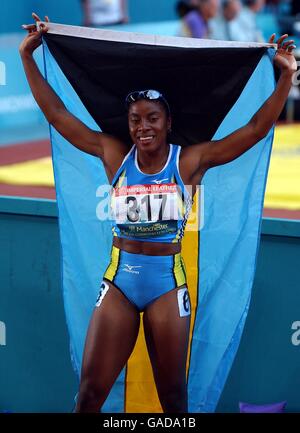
143, 285, 191, 408
80, 280, 140, 391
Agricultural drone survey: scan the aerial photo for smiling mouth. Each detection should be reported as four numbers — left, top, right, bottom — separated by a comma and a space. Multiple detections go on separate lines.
138, 136, 155, 143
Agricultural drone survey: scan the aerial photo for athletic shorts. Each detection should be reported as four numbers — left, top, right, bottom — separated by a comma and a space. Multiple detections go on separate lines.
101, 245, 188, 311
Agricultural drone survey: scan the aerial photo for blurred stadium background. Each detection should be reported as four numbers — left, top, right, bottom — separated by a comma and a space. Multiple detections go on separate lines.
0, 0, 299, 219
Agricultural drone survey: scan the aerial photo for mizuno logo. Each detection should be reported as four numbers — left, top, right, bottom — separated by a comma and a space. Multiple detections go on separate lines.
152, 178, 169, 184
124, 265, 142, 271
123, 264, 142, 274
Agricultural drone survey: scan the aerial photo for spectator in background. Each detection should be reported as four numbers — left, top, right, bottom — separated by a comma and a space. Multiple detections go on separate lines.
278, 0, 300, 36
290, 0, 300, 37
179, 0, 219, 38
176, 1, 194, 18
210, 0, 242, 40
265, 0, 280, 14
229, 0, 266, 42
81, 0, 128, 27
291, 0, 300, 17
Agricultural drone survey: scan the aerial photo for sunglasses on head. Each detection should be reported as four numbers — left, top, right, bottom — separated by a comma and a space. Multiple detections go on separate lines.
125, 89, 170, 115
125, 89, 162, 104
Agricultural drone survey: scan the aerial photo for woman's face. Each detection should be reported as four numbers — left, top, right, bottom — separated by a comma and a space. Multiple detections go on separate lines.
128, 100, 171, 152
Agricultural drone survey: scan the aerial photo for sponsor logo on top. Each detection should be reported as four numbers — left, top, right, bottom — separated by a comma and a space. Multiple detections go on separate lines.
151, 178, 169, 184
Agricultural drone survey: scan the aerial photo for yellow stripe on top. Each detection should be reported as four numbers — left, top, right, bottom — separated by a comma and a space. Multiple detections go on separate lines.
113, 168, 127, 188
103, 246, 120, 282
125, 189, 200, 412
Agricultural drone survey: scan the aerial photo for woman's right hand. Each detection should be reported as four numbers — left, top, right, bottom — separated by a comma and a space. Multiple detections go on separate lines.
19, 13, 49, 56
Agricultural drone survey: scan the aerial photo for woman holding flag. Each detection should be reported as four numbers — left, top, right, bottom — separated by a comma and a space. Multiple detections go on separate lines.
20, 13, 296, 413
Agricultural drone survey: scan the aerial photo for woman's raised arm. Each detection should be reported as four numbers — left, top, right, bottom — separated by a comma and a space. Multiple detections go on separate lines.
19, 13, 127, 167
181, 34, 297, 181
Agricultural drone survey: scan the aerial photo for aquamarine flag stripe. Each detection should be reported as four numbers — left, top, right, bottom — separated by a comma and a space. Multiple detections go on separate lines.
42, 41, 125, 413
188, 50, 275, 412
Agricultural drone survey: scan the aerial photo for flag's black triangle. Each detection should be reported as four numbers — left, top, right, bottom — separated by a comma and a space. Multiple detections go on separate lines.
44, 33, 267, 147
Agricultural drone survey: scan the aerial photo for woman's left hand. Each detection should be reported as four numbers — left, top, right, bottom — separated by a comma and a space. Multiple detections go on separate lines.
270, 34, 297, 73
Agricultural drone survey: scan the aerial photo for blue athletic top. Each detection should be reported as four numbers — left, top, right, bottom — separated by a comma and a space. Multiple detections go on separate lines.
110, 144, 192, 243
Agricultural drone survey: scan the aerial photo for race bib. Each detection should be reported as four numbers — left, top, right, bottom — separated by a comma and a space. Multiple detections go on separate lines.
111, 183, 184, 224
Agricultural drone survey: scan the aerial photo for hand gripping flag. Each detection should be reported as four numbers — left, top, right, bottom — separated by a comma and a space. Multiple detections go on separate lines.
42, 23, 276, 412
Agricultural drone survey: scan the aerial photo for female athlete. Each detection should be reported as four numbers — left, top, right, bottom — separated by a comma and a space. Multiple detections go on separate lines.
20, 13, 297, 413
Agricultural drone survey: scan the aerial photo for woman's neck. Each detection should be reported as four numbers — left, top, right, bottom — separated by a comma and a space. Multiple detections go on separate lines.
137, 143, 170, 174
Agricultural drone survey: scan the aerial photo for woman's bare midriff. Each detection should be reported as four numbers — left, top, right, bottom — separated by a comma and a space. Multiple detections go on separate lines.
113, 237, 181, 256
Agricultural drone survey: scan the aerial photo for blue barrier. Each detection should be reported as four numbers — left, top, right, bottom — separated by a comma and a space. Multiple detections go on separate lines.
0, 197, 77, 413
217, 218, 300, 413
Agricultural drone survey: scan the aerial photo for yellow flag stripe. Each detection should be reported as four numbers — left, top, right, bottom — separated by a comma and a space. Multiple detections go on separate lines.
182, 190, 200, 377
125, 190, 200, 412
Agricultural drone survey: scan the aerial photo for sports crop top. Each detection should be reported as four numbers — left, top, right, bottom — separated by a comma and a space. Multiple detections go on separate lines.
110, 144, 192, 243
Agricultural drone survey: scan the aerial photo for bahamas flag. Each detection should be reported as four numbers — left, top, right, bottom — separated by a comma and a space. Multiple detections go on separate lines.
42, 23, 276, 412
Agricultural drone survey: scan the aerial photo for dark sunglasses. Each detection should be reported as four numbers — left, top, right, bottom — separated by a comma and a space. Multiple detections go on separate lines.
126, 89, 162, 104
